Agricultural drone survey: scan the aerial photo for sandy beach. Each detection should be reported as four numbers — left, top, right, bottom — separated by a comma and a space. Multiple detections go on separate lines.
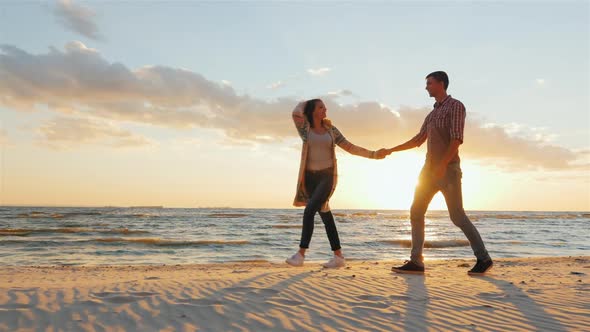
0, 256, 588, 331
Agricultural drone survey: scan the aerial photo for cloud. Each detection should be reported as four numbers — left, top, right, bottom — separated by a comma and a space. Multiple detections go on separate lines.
307, 67, 331, 76
36, 116, 154, 149
462, 122, 579, 170
266, 67, 332, 90
482, 122, 558, 143
327, 89, 354, 97
0, 42, 585, 171
536, 78, 545, 85
266, 81, 284, 89
54, 0, 102, 40
0, 41, 233, 127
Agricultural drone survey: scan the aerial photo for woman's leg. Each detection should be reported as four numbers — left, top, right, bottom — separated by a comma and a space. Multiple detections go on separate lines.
299, 172, 319, 252
319, 210, 342, 256
299, 171, 333, 253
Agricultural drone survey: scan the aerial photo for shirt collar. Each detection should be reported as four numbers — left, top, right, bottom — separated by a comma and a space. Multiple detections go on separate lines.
434, 94, 452, 108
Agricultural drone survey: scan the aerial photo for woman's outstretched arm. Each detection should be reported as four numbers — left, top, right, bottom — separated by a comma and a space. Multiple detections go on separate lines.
332, 126, 386, 159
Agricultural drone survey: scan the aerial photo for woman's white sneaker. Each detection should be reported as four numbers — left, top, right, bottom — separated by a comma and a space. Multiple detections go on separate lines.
323, 255, 345, 268
286, 252, 305, 267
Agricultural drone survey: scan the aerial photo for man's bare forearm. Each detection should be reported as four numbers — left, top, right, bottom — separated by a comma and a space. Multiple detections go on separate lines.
388, 135, 424, 153
390, 141, 417, 152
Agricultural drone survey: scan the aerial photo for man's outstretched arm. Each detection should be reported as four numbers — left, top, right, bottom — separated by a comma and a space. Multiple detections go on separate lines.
386, 118, 428, 154
387, 133, 427, 153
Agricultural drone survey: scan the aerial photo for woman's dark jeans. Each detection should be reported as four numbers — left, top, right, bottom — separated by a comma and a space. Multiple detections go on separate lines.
299, 167, 341, 251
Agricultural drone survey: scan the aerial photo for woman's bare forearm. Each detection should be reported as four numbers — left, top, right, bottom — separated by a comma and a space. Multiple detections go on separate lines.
338, 140, 376, 159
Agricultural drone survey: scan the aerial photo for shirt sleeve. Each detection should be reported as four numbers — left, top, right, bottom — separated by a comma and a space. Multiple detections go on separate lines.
411, 117, 428, 147
291, 101, 309, 141
449, 102, 466, 143
331, 125, 347, 146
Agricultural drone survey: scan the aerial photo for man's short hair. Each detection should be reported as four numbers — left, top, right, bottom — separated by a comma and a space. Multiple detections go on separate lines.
426, 71, 449, 90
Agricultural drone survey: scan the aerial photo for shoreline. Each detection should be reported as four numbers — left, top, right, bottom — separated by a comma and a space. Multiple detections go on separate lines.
1, 254, 587, 268
2, 254, 589, 267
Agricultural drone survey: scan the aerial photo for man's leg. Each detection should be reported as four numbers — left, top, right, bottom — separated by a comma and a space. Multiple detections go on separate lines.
409, 175, 439, 265
441, 165, 490, 261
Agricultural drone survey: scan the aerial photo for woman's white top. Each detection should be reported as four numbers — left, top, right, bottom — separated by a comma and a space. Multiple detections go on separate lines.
306, 130, 334, 171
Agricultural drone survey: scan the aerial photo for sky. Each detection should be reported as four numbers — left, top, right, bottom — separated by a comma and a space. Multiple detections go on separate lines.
0, 0, 589, 211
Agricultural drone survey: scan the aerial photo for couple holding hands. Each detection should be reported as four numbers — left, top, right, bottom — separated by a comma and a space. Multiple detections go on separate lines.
287, 71, 493, 275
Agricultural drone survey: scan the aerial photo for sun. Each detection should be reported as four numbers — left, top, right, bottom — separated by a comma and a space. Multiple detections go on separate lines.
333, 151, 421, 210
333, 151, 486, 211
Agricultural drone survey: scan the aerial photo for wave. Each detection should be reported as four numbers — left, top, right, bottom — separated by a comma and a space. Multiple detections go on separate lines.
379, 239, 470, 248
105, 228, 150, 235
332, 212, 381, 219
506, 240, 526, 245
206, 213, 249, 218
383, 215, 411, 221
0, 229, 32, 236
1, 239, 75, 246
334, 212, 590, 222
130, 213, 156, 218
91, 238, 250, 246
271, 225, 301, 229
0, 228, 149, 236
15, 211, 103, 219
16, 212, 62, 219
2, 238, 251, 247
351, 212, 379, 217
470, 213, 589, 221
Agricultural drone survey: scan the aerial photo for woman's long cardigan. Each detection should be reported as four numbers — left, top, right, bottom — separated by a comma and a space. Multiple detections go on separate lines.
291, 102, 378, 212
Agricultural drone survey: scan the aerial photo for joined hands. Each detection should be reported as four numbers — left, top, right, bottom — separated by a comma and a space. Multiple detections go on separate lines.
374, 148, 395, 159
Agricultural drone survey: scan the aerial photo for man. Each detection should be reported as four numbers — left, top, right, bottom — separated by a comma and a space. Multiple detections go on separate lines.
387, 71, 493, 275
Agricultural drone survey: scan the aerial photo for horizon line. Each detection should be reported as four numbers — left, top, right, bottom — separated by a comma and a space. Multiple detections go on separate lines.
1, 204, 588, 213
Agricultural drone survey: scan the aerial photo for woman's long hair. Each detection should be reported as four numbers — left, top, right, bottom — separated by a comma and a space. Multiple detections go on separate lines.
303, 99, 322, 127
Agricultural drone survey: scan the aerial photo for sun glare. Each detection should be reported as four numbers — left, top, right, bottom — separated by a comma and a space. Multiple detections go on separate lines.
334, 151, 489, 211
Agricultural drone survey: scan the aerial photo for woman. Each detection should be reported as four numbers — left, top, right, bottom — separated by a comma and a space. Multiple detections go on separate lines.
287, 99, 387, 268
